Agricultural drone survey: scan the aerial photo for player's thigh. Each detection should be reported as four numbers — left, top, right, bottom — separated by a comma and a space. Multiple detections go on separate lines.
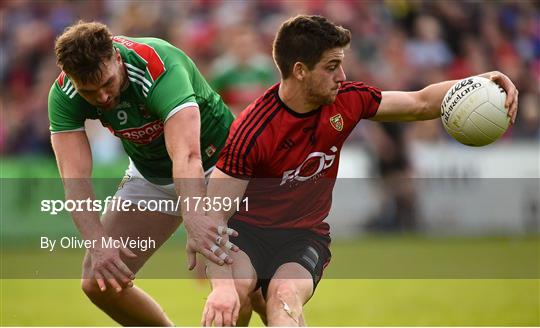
231, 249, 258, 297
228, 220, 270, 295
261, 229, 331, 301
267, 262, 314, 305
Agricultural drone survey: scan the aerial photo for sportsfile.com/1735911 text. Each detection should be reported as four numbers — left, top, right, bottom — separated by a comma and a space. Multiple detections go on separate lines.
40, 196, 249, 215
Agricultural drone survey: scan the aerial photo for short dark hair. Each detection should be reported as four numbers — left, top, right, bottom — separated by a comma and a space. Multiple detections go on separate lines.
272, 15, 351, 79
55, 21, 114, 84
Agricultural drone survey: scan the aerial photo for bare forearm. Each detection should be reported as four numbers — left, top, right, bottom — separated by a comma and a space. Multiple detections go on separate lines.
173, 155, 206, 218
203, 170, 250, 283
206, 169, 249, 224
204, 216, 235, 287
62, 178, 105, 240
375, 71, 515, 123
206, 258, 235, 287
420, 71, 500, 120
418, 79, 460, 120
52, 132, 105, 241
204, 200, 235, 283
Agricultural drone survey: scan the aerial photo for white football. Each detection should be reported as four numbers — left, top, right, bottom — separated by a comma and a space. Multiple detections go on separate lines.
441, 76, 510, 146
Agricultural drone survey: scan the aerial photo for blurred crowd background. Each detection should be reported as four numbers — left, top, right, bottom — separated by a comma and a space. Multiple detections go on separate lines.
2, 0, 539, 157
1, 0, 539, 232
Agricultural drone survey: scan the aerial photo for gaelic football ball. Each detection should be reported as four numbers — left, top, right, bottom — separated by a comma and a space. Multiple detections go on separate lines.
441, 76, 510, 146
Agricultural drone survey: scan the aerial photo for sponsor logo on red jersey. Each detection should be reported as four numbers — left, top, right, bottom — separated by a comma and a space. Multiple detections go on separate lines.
280, 146, 338, 185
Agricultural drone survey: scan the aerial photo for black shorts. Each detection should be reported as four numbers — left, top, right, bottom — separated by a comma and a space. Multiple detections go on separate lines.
228, 219, 332, 298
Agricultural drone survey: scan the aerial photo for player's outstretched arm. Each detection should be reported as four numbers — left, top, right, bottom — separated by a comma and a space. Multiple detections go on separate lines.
206, 168, 250, 223
164, 107, 239, 269
371, 71, 518, 123
202, 168, 249, 327
51, 131, 136, 292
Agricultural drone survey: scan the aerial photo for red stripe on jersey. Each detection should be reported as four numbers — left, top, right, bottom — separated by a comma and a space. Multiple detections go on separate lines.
235, 99, 279, 176
57, 71, 66, 88
112, 36, 165, 81
224, 94, 278, 176
240, 104, 281, 173
224, 88, 276, 174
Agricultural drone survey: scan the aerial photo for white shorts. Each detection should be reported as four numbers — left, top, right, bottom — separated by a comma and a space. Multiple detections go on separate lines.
114, 159, 214, 216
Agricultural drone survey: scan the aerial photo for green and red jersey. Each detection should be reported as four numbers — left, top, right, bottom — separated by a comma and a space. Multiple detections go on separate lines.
48, 36, 234, 183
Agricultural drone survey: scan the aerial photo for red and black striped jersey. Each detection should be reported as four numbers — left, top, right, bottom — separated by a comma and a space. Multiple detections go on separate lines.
216, 82, 381, 235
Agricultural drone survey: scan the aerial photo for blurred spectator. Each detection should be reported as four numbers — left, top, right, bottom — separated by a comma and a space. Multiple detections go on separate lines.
210, 24, 277, 116
511, 93, 540, 140
405, 15, 453, 69
361, 121, 419, 232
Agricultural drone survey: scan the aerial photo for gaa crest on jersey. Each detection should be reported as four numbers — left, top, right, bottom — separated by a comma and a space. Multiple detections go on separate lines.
205, 144, 217, 158
330, 114, 343, 131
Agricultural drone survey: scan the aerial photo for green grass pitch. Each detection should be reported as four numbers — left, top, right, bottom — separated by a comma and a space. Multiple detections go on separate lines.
1, 236, 538, 326
2, 279, 538, 326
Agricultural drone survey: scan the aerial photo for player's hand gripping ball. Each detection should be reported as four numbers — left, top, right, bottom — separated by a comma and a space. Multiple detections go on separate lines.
441, 76, 510, 146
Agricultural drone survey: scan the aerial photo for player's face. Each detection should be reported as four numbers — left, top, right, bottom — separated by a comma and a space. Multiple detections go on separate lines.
305, 48, 346, 105
72, 49, 126, 110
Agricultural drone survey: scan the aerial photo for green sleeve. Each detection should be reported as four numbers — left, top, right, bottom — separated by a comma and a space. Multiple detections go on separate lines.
48, 83, 86, 133
210, 72, 227, 93
146, 65, 198, 121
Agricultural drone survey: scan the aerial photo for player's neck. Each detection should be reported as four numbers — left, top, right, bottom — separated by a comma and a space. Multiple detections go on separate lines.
278, 80, 319, 114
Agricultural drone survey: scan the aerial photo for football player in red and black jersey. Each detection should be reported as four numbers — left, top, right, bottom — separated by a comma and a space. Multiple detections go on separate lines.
201, 15, 519, 327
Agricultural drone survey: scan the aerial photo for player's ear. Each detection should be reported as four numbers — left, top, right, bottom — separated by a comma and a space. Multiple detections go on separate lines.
115, 48, 121, 61
292, 62, 307, 81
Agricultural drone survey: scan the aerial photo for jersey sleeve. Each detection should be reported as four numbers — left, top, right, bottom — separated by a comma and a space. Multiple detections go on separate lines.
216, 114, 259, 179
338, 82, 382, 123
146, 64, 199, 122
48, 83, 86, 133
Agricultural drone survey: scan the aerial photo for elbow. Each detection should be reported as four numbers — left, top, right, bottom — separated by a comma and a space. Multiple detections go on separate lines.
187, 152, 202, 165
173, 149, 202, 167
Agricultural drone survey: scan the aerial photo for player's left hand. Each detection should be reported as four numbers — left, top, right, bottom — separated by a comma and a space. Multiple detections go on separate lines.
202, 284, 240, 327
184, 214, 239, 270
486, 71, 519, 124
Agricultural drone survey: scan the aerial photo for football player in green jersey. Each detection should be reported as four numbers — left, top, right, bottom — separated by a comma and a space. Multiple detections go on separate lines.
49, 21, 238, 326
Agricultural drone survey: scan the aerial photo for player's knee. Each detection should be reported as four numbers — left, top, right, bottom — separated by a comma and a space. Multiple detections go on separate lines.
81, 279, 122, 302
267, 281, 300, 309
81, 278, 101, 299
265, 281, 303, 324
